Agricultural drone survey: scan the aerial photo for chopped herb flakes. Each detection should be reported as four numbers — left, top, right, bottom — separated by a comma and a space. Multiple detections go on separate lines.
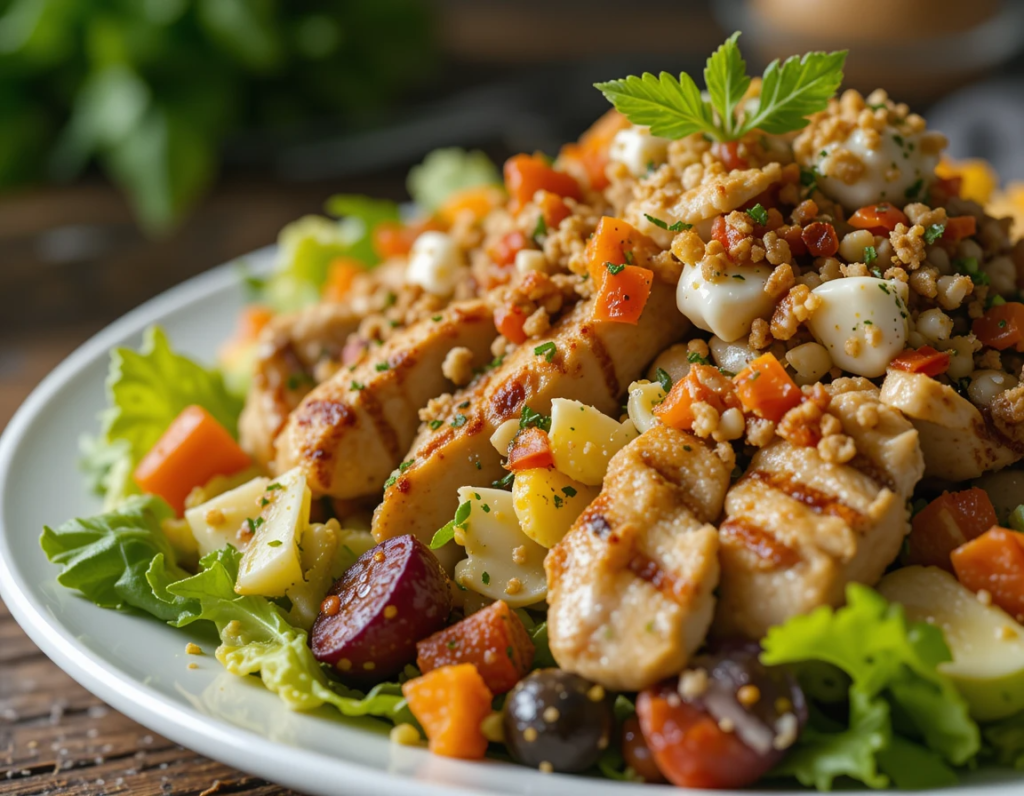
534, 341, 557, 362
492, 471, 515, 489
655, 367, 674, 392
687, 351, 710, 365
482, 572, 491, 585
924, 223, 946, 244
267, 540, 282, 548
553, 495, 564, 509
605, 262, 626, 275
429, 419, 443, 430
643, 213, 691, 232
350, 381, 365, 391
520, 405, 552, 432
451, 414, 468, 428
562, 486, 578, 497
375, 362, 390, 372
746, 203, 768, 226
863, 245, 877, 265
533, 214, 547, 240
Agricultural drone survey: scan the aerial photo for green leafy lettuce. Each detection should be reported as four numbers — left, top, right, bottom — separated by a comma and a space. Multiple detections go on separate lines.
762, 584, 980, 790
595, 32, 846, 143
406, 147, 501, 212
984, 710, 1024, 771
82, 326, 244, 507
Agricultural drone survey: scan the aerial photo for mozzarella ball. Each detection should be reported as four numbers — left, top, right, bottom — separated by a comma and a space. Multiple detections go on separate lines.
806, 277, 909, 377
709, 335, 759, 375
968, 370, 1019, 409
676, 263, 775, 343
608, 126, 670, 178
406, 231, 465, 296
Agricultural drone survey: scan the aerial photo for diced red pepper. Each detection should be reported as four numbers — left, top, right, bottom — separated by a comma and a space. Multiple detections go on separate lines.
504, 153, 582, 210
888, 346, 951, 377
951, 527, 1024, 621
733, 353, 802, 422
655, 365, 740, 431
507, 427, 555, 471
973, 302, 1024, 351
710, 140, 749, 171
593, 264, 653, 325
943, 215, 977, 244
848, 203, 909, 235
488, 230, 529, 267
908, 488, 999, 571
494, 304, 528, 345
538, 191, 571, 230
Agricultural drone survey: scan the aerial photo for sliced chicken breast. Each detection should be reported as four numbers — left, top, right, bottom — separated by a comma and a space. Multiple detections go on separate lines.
274, 300, 496, 497
880, 369, 1020, 481
371, 279, 688, 546
715, 385, 923, 639
544, 425, 728, 692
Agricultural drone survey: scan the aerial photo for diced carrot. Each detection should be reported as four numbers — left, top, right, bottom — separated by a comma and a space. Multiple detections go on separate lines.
402, 664, 493, 759
507, 427, 554, 471
908, 488, 998, 571
801, 222, 839, 257
732, 353, 802, 423
710, 140, 749, 171
655, 365, 740, 431
888, 346, 951, 377
538, 191, 571, 230
973, 302, 1024, 351
219, 305, 273, 363
951, 527, 1024, 621
322, 257, 363, 303
504, 153, 582, 210
438, 185, 505, 226
942, 215, 977, 244
372, 219, 443, 259
416, 601, 534, 694
931, 175, 963, 204
494, 304, 528, 344
593, 264, 653, 325
133, 406, 251, 515
487, 230, 529, 267
559, 109, 629, 190
848, 203, 909, 235
585, 216, 655, 280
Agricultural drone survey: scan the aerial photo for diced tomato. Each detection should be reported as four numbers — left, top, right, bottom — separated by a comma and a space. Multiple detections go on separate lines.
733, 353, 802, 423
488, 230, 530, 267
973, 302, 1024, 351
908, 488, 999, 571
322, 257, 363, 303
494, 304, 528, 345
538, 191, 571, 230
655, 365, 740, 431
559, 109, 629, 190
711, 140, 749, 171
133, 406, 251, 515
888, 346, 951, 377
438, 184, 506, 226
711, 214, 747, 255
593, 264, 653, 325
504, 153, 582, 210
402, 664, 493, 759
848, 203, 909, 235
943, 215, 977, 244
416, 600, 534, 694
372, 219, 443, 259
951, 527, 1024, 621
801, 221, 838, 257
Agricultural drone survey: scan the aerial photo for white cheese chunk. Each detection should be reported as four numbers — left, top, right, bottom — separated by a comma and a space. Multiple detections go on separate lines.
676, 262, 775, 342
608, 126, 670, 178
406, 231, 465, 296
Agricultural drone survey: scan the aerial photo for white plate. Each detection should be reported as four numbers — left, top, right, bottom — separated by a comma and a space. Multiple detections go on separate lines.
0, 249, 1019, 796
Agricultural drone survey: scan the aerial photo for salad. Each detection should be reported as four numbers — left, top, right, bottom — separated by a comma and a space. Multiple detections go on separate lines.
42, 33, 1024, 790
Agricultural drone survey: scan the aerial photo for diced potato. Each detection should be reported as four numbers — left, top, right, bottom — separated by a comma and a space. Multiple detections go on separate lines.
548, 398, 638, 485
184, 467, 265, 511
490, 418, 520, 457
286, 519, 340, 630
627, 380, 666, 434
453, 487, 547, 608
512, 468, 599, 548
185, 476, 270, 556
236, 468, 310, 597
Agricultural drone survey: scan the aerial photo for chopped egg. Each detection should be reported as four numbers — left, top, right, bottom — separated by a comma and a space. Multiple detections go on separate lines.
608, 126, 670, 178
813, 128, 940, 209
806, 277, 909, 378
406, 231, 465, 296
676, 262, 775, 343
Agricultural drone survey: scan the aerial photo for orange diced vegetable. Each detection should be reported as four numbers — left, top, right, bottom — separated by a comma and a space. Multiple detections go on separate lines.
801, 221, 839, 257
655, 365, 739, 431
585, 216, 653, 279
710, 140, 749, 171
951, 527, 1024, 621
593, 264, 653, 325
133, 406, 251, 514
219, 305, 273, 363
402, 664, 493, 759
538, 191, 571, 230
438, 185, 505, 226
507, 427, 554, 472
888, 345, 951, 377
973, 302, 1024, 351
488, 230, 529, 267
322, 257, 363, 303
732, 353, 802, 423
848, 203, 909, 234
942, 215, 977, 244
416, 601, 534, 694
908, 488, 998, 571
372, 219, 443, 259
494, 304, 528, 344
504, 153, 582, 210
559, 109, 629, 190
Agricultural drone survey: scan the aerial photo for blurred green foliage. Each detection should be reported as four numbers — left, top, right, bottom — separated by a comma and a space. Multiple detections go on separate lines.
0, 0, 434, 232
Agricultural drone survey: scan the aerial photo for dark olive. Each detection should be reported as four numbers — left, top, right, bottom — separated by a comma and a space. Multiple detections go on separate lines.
503, 669, 614, 773
622, 715, 666, 783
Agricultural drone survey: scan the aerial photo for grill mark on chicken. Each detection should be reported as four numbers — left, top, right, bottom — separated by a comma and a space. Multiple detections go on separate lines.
748, 469, 864, 527
579, 323, 619, 400
360, 390, 402, 460
490, 377, 527, 420
585, 512, 615, 540
719, 517, 799, 571
628, 552, 694, 602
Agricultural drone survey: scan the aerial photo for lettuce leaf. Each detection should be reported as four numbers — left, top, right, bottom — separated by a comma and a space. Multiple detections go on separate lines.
40, 495, 194, 621
406, 147, 501, 212
983, 710, 1024, 770
323, 194, 401, 267
163, 546, 408, 721
762, 584, 979, 789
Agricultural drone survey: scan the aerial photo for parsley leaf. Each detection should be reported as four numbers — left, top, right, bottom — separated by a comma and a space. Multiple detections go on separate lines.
429, 500, 472, 549
534, 341, 557, 362
655, 367, 674, 393
519, 405, 551, 432
704, 32, 750, 139
450, 413, 468, 428
595, 71, 718, 141
746, 203, 768, 225
605, 262, 626, 275
863, 245, 877, 265
924, 223, 946, 244
643, 213, 692, 232
533, 214, 547, 240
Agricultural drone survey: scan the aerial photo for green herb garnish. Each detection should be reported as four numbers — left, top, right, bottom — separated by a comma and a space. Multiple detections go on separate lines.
746, 203, 768, 226
606, 262, 626, 275
520, 405, 552, 432
534, 342, 557, 362
863, 246, 877, 265
643, 213, 691, 232
655, 367, 674, 393
924, 224, 946, 244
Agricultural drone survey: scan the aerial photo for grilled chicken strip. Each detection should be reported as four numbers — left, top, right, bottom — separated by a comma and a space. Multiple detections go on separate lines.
880, 369, 1021, 481
239, 303, 361, 466
715, 382, 924, 639
544, 426, 729, 691
274, 300, 496, 497
371, 278, 688, 545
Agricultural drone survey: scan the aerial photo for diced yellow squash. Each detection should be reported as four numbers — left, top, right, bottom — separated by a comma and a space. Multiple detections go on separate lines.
235, 468, 310, 597
453, 487, 547, 608
512, 468, 599, 548
548, 398, 638, 485
185, 476, 270, 556
627, 380, 666, 434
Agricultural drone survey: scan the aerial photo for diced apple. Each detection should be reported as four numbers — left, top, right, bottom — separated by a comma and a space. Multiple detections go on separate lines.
548, 398, 638, 485
235, 468, 310, 597
185, 476, 270, 556
512, 468, 599, 548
